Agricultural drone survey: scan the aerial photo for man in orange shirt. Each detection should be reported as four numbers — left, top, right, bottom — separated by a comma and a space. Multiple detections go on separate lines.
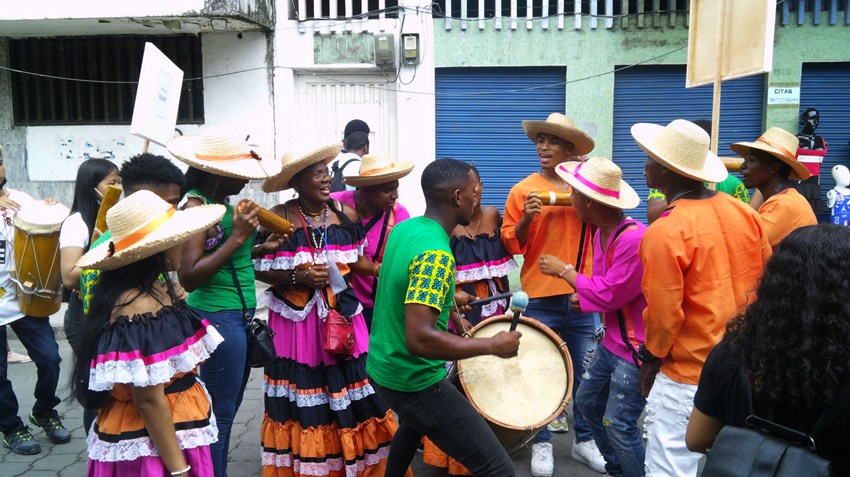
732, 127, 818, 248
631, 120, 772, 476
502, 113, 605, 476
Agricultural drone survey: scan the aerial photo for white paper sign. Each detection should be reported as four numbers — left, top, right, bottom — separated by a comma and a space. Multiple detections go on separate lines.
130, 43, 184, 147
767, 87, 800, 105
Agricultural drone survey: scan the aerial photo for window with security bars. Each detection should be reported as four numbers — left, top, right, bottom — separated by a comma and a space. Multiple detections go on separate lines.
9, 35, 204, 126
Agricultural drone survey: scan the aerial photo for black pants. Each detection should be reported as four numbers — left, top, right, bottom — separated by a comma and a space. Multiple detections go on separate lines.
374, 380, 515, 477
63, 294, 98, 434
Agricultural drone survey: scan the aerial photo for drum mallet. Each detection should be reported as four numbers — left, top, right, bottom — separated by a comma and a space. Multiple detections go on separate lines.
466, 291, 513, 308
508, 291, 529, 332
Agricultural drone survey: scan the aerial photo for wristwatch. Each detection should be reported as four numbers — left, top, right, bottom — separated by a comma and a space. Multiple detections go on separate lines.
637, 343, 659, 364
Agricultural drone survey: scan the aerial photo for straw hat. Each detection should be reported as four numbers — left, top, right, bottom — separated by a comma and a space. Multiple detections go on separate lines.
730, 127, 811, 180
344, 154, 414, 188
167, 128, 281, 180
77, 190, 225, 271
522, 113, 595, 156
630, 119, 728, 183
556, 158, 640, 210
262, 143, 342, 192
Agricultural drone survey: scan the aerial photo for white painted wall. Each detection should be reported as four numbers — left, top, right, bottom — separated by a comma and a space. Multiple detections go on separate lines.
25, 126, 197, 181
272, 0, 436, 215
201, 32, 275, 153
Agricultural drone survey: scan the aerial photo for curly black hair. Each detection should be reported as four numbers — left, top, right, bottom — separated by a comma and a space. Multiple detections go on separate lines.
726, 224, 850, 410
120, 153, 185, 194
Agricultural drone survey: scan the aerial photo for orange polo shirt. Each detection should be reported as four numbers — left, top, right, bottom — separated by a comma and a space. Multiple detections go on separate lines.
501, 173, 593, 298
640, 193, 771, 384
758, 188, 818, 248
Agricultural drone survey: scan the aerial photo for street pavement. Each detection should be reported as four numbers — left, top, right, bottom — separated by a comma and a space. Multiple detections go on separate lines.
2, 306, 602, 477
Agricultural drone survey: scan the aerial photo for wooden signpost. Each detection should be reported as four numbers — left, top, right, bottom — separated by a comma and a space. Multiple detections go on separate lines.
687, 0, 776, 154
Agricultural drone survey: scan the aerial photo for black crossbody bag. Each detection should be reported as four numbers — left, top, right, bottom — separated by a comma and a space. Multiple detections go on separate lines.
702, 366, 850, 477
227, 260, 276, 368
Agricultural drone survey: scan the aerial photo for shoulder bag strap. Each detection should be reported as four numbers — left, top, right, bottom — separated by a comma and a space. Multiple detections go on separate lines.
608, 220, 641, 366
226, 259, 250, 321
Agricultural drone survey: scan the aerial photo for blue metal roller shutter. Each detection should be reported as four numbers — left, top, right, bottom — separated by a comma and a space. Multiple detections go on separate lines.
800, 62, 850, 221
436, 67, 567, 209
612, 65, 765, 224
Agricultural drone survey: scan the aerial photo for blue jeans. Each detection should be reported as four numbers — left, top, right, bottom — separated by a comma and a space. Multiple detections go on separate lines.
527, 294, 600, 443
576, 346, 646, 477
373, 381, 515, 477
0, 316, 62, 435
192, 307, 251, 477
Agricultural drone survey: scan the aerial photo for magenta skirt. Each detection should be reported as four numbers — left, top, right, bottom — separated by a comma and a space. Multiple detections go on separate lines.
88, 446, 214, 477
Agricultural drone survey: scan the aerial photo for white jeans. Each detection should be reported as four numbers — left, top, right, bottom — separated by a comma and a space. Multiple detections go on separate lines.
644, 372, 702, 477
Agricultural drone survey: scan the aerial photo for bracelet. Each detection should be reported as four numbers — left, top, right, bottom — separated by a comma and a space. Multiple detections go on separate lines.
288, 269, 297, 287
558, 264, 575, 278
170, 465, 191, 476
251, 244, 264, 257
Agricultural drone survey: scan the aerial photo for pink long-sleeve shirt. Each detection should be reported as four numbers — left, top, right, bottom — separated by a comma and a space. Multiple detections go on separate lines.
575, 219, 647, 364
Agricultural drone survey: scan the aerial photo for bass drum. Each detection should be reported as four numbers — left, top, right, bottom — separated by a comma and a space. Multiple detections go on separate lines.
455, 314, 573, 456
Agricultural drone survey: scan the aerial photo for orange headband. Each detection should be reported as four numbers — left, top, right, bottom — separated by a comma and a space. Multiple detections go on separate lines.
360, 164, 399, 176
756, 136, 795, 160
194, 150, 262, 162
110, 208, 176, 254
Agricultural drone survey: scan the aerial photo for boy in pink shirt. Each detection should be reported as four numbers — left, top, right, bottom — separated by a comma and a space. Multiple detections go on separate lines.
539, 157, 647, 477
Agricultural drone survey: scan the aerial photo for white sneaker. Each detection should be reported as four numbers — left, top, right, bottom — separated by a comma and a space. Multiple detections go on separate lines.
571, 438, 607, 473
7, 350, 31, 364
530, 442, 554, 477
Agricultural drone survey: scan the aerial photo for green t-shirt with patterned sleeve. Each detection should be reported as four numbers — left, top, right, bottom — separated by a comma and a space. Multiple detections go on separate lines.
79, 230, 111, 316
367, 216, 455, 392
646, 175, 750, 204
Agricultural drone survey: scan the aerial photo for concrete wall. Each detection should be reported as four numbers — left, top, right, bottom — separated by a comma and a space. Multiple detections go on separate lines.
0, 32, 276, 208
433, 15, 850, 158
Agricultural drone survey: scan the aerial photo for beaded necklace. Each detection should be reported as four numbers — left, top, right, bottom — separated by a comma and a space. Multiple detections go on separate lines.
297, 204, 328, 262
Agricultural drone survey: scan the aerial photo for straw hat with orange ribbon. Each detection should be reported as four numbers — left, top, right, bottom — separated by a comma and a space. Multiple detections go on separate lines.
344, 154, 414, 188
77, 190, 225, 271
522, 113, 596, 156
556, 157, 640, 209
262, 143, 342, 193
730, 127, 811, 181
631, 119, 728, 183
167, 128, 281, 180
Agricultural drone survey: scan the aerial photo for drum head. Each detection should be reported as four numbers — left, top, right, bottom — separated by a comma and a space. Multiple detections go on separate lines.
458, 316, 572, 430
14, 202, 70, 234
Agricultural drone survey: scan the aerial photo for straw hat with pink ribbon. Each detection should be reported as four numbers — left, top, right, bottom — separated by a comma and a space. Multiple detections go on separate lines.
77, 190, 225, 271
556, 157, 640, 209
167, 127, 281, 180
344, 154, 414, 188
730, 127, 811, 180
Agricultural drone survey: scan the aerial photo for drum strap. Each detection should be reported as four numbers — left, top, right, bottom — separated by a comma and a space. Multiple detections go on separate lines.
607, 220, 641, 367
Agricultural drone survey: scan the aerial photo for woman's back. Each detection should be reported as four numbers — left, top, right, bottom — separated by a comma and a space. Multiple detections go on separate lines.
690, 225, 850, 476
695, 340, 850, 475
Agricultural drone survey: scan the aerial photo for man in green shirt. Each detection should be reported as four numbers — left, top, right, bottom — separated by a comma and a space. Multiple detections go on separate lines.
368, 158, 521, 476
